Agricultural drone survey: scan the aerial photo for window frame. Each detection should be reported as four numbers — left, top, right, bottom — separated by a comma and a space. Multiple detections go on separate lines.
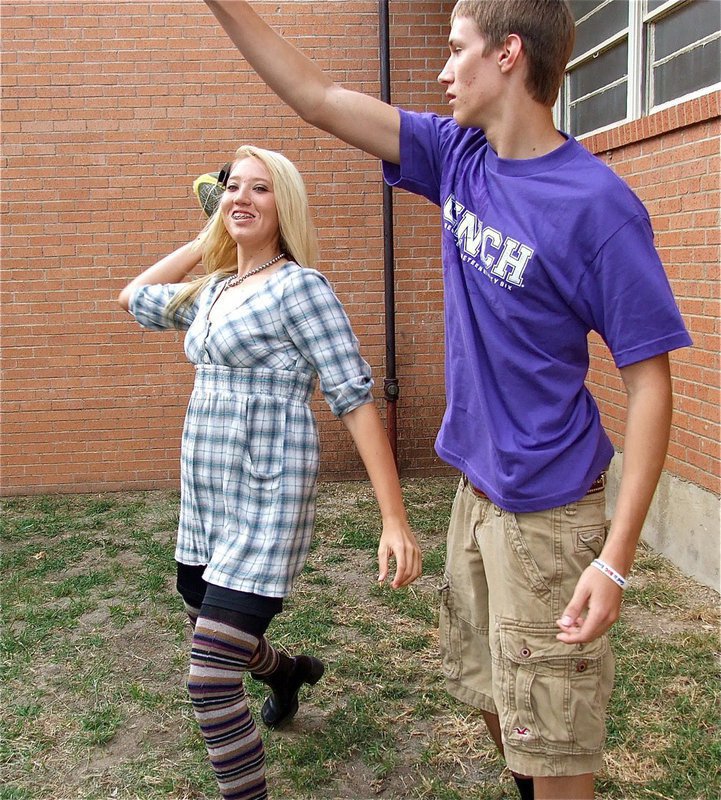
557, 0, 721, 139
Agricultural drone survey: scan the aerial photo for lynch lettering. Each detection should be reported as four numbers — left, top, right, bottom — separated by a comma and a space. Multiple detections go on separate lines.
443, 193, 533, 287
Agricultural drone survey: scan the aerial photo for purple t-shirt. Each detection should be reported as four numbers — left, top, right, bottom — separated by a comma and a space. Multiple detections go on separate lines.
383, 110, 691, 511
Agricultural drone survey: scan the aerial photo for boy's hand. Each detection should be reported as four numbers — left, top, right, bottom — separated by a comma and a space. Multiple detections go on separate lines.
556, 566, 623, 643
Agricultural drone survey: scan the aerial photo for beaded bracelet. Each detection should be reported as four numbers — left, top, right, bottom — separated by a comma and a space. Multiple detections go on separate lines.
591, 558, 627, 589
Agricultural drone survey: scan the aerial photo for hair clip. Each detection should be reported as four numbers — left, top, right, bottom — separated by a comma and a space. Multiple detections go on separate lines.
216, 162, 231, 188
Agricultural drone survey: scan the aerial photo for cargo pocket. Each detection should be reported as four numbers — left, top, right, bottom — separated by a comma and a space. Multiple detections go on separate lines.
573, 521, 608, 557
498, 622, 612, 755
438, 576, 462, 681
505, 513, 552, 604
246, 395, 287, 481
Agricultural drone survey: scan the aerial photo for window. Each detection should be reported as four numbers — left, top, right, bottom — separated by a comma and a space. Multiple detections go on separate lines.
558, 0, 721, 138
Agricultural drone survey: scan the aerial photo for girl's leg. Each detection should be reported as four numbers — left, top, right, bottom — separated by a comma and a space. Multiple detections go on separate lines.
176, 562, 207, 629
246, 635, 279, 677
188, 606, 269, 800
249, 639, 324, 729
183, 600, 201, 628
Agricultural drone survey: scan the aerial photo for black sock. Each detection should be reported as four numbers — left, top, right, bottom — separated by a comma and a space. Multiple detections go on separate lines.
513, 774, 534, 800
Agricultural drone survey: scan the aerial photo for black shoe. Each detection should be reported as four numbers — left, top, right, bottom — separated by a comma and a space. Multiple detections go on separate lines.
257, 654, 325, 729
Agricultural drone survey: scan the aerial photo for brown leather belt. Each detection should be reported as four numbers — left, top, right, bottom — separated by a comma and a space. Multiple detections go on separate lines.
466, 472, 606, 502
585, 472, 607, 495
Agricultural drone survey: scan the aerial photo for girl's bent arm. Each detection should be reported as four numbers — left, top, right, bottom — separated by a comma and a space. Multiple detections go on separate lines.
118, 240, 203, 312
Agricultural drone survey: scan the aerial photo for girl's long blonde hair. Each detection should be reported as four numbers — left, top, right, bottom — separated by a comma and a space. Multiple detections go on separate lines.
167, 145, 319, 315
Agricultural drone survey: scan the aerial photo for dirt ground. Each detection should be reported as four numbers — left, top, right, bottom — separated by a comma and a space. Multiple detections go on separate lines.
3, 483, 720, 800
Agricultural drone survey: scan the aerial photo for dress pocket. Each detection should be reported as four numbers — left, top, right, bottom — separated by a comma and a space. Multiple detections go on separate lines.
497, 622, 612, 755
245, 395, 287, 480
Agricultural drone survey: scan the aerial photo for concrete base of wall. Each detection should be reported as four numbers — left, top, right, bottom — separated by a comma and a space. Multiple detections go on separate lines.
606, 453, 720, 593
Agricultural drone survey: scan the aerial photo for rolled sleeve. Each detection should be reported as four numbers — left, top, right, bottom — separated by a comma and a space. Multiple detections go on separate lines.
281, 269, 373, 416
129, 283, 199, 331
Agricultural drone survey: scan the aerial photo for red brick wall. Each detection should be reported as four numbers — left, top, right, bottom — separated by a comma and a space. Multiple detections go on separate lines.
2, 2, 717, 497
1, 1, 455, 494
584, 93, 720, 495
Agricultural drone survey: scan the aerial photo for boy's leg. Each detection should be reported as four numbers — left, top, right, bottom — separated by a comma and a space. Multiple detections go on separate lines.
482, 711, 534, 799
439, 478, 496, 713
534, 774, 594, 800
481, 488, 614, 792
440, 478, 533, 798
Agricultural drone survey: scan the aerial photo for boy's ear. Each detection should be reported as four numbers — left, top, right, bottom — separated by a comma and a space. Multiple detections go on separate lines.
498, 33, 523, 73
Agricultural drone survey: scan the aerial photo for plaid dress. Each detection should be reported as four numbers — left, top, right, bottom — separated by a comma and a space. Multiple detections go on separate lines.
130, 262, 373, 597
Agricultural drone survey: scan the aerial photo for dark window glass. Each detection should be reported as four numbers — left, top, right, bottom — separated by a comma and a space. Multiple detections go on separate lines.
653, 0, 721, 60
564, 0, 720, 136
570, 81, 627, 135
569, 41, 628, 98
568, 0, 606, 24
652, 36, 721, 104
572, 0, 629, 59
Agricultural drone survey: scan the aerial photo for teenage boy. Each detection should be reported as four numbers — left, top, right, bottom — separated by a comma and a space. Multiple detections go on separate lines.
201, 1, 692, 798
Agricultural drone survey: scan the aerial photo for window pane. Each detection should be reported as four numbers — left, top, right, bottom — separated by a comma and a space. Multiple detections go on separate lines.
652, 37, 721, 105
568, 0, 606, 23
572, 0, 630, 59
653, 0, 721, 60
569, 41, 628, 98
570, 80, 628, 135
647, 0, 669, 11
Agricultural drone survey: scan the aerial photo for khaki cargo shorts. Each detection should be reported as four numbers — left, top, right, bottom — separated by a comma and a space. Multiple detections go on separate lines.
439, 475, 615, 777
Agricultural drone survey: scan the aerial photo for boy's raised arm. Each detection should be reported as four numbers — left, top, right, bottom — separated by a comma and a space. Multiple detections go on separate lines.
204, 0, 401, 164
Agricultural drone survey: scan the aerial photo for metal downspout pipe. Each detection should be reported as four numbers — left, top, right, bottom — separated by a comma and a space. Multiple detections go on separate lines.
378, 0, 400, 466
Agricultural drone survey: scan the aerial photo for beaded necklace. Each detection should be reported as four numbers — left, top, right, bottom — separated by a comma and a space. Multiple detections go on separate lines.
225, 252, 286, 289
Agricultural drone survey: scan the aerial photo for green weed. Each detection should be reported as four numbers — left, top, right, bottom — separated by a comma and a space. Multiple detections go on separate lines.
1, 482, 718, 800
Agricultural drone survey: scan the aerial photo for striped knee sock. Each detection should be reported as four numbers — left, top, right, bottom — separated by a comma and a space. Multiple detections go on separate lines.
183, 600, 201, 628
188, 616, 267, 800
248, 636, 280, 678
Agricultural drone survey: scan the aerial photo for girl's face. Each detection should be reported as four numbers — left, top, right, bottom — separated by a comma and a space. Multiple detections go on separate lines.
220, 157, 281, 251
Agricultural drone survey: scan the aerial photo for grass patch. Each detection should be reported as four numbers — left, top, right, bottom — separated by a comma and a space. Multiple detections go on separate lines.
369, 582, 437, 624
1, 482, 718, 800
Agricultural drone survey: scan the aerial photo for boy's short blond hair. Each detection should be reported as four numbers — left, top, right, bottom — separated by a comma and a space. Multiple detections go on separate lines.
452, 0, 575, 107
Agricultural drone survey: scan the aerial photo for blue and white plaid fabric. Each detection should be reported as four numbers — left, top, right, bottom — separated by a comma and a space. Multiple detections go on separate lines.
130, 262, 373, 597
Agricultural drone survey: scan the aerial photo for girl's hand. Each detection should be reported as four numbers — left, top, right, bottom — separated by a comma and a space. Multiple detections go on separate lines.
377, 522, 422, 588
